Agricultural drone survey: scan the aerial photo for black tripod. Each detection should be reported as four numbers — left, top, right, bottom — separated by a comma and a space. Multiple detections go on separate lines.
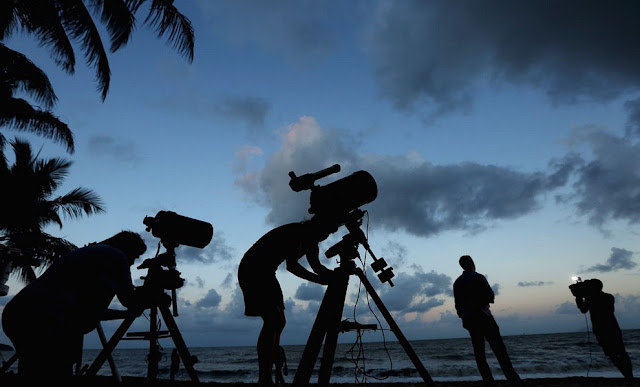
293, 226, 435, 386
82, 246, 199, 382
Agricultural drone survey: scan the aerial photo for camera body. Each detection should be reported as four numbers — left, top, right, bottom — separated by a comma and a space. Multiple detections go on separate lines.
569, 278, 602, 298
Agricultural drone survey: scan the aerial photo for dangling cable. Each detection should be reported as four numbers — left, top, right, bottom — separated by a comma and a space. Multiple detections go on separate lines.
585, 312, 593, 377
345, 211, 392, 382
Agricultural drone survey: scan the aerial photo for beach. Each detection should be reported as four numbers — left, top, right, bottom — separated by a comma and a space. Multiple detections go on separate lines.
1, 373, 640, 387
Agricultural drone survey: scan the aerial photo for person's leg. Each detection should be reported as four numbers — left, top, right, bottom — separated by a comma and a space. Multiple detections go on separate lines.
601, 340, 634, 380
258, 306, 285, 385
469, 328, 495, 385
484, 318, 521, 385
609, 352, 634, 380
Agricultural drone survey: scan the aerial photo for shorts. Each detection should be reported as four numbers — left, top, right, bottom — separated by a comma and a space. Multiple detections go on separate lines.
238, 262, 284, 316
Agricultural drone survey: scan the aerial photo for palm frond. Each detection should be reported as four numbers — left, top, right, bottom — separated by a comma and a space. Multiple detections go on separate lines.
0, 0, 20, 40
89, 0, 136, 52
55, 187, 106, 218
34, 156, 73, 193
144, 0, 194, 63
0, 43, 58, 109
0, 97, 75, 153
17, 0, 76, 73
59, 0, 111, 100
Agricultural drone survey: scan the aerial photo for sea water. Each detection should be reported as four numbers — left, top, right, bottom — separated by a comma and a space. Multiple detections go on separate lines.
2, 329, 638, 384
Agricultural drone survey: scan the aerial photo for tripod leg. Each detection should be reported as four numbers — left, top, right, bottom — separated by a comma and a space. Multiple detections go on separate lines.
293, 274, 348, 385
355, 268, 435, 386
84, 314, 138, 376
96, 322, 121, 382
317, 273, 350, 385
147, 306, 161, 380
159, 306, 200, 383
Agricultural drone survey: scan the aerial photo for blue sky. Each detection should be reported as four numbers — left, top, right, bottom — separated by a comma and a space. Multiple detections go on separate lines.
1, 1, 640, 350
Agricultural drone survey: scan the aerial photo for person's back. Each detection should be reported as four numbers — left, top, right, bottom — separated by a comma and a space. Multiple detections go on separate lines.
453, 269, 494, 326
453, 255, 521, 387
1, 231, 146, 380
240, 222, 306, 275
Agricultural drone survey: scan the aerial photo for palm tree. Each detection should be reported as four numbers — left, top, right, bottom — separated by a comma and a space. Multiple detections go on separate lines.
0, 0, 194, 101
0, 43, 74, 153
0, 137, 104, 283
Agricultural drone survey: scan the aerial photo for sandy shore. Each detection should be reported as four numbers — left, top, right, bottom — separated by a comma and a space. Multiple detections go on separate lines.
3, 374, 639, 386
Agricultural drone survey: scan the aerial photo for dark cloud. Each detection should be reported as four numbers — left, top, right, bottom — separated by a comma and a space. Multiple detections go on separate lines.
491, 283, 500, 296
294, 282, 326, 301
585, 247, 637, 273
197, 0, 349, 65
369, 1, 640, 122
366, 158, 570, 237
221, 272, 234, 288
87, 135, 140, 165
194, 276, 205, 288
557, 128, 640, 229
234, 117, 575, 237
194, 288, 222, 309
176, 231, 235, 264
376, 266, 452, 313
555, 301, 579, 315
517, 281, 553, 287
213, 96, 271, 127
380, 240, 408, 268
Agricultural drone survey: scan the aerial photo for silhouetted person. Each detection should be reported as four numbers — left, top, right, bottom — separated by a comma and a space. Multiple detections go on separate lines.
170, 348, 180, 380
238, 217, 336, 386
1, 230, 148, 381
274, 345, 288, 384
573, 278, 633, 379
453, 255, 521, 387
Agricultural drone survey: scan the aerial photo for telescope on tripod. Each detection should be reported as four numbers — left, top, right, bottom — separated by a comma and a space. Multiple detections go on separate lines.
288, 165, 434, 385
83, 211, 213, 382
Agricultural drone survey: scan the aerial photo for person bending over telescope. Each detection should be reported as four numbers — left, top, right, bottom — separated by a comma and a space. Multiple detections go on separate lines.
238, 216, 338, 386
1, 230, 161, 381
570, 278, 633, 379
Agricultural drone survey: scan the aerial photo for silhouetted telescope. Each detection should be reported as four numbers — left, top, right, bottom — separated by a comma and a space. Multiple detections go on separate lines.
143, 211, 213, 249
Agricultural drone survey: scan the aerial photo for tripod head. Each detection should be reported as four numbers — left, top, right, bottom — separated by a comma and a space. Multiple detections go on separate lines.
324, 209, 395, 287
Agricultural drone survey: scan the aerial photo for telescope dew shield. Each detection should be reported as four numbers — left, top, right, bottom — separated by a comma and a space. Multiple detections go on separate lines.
309, 170, 377, 215
145, 211, 214, 248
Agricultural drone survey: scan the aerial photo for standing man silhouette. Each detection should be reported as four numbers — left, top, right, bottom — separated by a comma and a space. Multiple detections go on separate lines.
453, 255, 521, 386
573, 278, 633, 379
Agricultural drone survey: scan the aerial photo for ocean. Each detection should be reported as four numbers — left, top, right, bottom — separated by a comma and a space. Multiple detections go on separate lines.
1, 329, 638, 384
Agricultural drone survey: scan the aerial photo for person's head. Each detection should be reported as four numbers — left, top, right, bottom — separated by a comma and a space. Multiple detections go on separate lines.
99, 230, 147, 265
459, 255, 475, 271
303, 216, 338, 244
587, 278, 603, 295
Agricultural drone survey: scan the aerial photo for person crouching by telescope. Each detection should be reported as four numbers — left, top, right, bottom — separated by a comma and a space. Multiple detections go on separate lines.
238, 217, 337, 386
1, 230, 159, 382
571, 278, 633, 379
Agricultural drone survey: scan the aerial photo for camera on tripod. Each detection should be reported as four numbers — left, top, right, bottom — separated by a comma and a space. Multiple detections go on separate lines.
138, 211, 213, 313
569, 277, 602, 298
288, 164, 394, 286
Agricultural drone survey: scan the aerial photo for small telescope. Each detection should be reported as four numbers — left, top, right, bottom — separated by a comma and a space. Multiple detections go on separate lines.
143, 210, 213, 249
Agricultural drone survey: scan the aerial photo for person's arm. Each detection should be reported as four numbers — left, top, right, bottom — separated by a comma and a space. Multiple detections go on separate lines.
575, 296, 589, 313
453, 282, 462, 318
286, 241, 335, 285
304, 243, 335, 281
481, 275, 495, 304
